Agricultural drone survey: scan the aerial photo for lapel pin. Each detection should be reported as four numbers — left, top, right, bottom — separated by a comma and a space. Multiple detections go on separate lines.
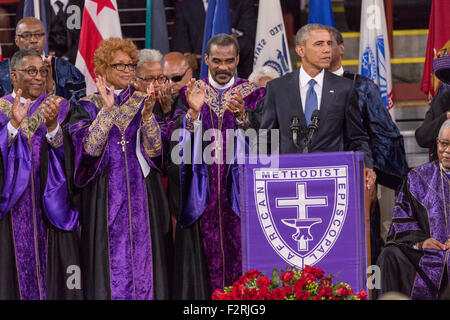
329, 90, 335, 93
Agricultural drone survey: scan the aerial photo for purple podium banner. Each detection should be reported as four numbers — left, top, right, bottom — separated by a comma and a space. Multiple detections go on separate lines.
240, 152, 368, 293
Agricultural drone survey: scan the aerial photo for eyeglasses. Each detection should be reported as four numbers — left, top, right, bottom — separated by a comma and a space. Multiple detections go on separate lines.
135, 74, 167, 84
166, 68, 190, 83
109, 63, 137, 72
14, 67, 49, 77
16, 32, 46, 41
437, 138, 450, 150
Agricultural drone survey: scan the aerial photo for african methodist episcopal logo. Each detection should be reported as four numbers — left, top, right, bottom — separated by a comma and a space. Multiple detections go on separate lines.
253, 166, 349, 269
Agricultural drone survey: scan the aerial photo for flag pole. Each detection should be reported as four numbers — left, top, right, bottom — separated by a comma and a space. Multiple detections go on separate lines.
385, 0, 394, 57
145, 0, 152, 48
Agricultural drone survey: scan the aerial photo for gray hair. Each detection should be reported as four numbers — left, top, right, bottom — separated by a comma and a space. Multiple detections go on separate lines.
248, 66, 279, 84
137, 49, 163, 67
10, 49, 42, 70
295, 23, 327, 46
439, 119, 450, 138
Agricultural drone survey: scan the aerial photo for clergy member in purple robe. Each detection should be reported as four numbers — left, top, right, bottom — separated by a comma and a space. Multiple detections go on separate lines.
375, 119, 450, 299
0, 49, 81, 300
173, 34, 265, 299
67, 38, 172, 300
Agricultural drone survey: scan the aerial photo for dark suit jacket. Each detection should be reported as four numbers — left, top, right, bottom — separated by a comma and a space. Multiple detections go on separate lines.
259, 68, 373, 168
172, 0, 256, 79
415, 83, 450, 161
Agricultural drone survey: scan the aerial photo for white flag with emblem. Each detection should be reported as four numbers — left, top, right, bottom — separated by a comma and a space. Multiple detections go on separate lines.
358, 0, 394, 117
253, 0, 292, 77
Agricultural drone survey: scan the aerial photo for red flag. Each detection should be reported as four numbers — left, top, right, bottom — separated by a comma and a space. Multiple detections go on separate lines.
421, 0, 450, 98
75, 0, 122, 94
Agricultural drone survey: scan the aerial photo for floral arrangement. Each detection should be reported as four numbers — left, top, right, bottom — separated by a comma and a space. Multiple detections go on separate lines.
212, 265, 368, 300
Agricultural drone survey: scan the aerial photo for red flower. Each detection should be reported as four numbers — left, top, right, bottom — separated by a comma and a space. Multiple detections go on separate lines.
280, 270, 295, 283
293, 277, 307, 293
257, 286, 272, 300
357, 290, 368, 300
212, 289, 223, 300
284, 285, 293, 296
296, 291, 311, 300
219, 292, 233, 300
318, 286, 333, 299
320, 277, 332, 286
272, 288, 286, 300
312, 266, 324, 279
238, 275, 250, 285
232, 283, 245, 300
336, 286, 350, 297
244, 269, 261, 279
256, 276, 271, 288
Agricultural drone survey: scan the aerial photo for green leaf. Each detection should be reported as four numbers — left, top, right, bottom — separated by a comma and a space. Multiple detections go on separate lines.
270, 266, 280, 290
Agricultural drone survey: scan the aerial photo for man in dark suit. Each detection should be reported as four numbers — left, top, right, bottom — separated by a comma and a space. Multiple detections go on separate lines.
172, 0, 256, 79
16, 0, 83, 64
259, 23, 376, 188
0, 17, 85, 105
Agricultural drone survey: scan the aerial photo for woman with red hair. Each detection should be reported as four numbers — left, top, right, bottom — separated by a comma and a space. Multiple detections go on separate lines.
67, 38, 172, 300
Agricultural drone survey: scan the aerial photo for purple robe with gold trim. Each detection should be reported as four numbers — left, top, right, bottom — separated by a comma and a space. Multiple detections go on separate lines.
376, 161, 450, 299
0, 93, 81, 300
174, 78, 265, 299
68, 86, 172, 300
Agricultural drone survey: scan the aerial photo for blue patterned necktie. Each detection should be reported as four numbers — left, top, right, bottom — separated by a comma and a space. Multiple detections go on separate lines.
305, 79, 318, 126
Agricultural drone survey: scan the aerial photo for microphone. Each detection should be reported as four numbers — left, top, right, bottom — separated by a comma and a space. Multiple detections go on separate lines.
302, 110, 320, 153
290, 114, 300, 146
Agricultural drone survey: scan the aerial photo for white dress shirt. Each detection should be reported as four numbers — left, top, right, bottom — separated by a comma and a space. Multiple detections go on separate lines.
299, 67, 324, 113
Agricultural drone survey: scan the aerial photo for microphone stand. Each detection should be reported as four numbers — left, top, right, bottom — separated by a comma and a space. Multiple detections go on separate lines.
302, 118, 319, 153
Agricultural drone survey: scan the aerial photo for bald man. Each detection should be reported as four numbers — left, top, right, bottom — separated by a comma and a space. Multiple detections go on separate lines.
0, 17, 86, 105
163, 52, 193, 99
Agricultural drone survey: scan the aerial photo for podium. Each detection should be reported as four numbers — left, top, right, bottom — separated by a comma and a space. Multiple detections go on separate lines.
240, 152, 368, 293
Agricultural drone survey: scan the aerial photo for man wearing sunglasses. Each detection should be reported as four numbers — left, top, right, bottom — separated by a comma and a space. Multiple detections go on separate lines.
0, 17, 86, 106
0, 50, 81, 300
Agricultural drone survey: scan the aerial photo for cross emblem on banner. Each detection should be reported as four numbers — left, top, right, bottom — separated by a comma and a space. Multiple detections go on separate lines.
276, 183, 328, 252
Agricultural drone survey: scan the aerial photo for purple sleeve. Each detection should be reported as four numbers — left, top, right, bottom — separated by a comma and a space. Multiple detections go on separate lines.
43, 147, 79, 230
68, 101, 110, 188
0, 125, 32, 219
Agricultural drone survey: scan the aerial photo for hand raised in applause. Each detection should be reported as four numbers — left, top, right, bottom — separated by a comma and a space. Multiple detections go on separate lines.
185, 78, 206, 120
158, 82, 172, 115
225, 88, 245, 121
41, 95, 62, 132
96, 75, 115, 111
44, 56, 56, 94
10, 89, 30, 129
142, 82, 157, 122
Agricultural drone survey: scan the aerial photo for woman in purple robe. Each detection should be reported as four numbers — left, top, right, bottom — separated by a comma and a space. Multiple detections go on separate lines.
67, 38, 172, 300
0, 50, 80, 300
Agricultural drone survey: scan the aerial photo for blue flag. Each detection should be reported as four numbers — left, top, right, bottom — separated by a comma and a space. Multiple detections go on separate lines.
308, 0, 335, 26
23, 0, 49, 55
200, 0, 232, 79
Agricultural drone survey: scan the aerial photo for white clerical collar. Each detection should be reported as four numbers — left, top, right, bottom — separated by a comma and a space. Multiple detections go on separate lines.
114, 88, 124, 95
299, 67, 324, 89
208, 71, 235, 90
331, 66, 344, 77
441, 163, 450, 174
12, 90, 36, 103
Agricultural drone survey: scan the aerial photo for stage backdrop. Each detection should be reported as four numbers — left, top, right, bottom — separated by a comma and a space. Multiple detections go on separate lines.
240, 152, 368, 293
